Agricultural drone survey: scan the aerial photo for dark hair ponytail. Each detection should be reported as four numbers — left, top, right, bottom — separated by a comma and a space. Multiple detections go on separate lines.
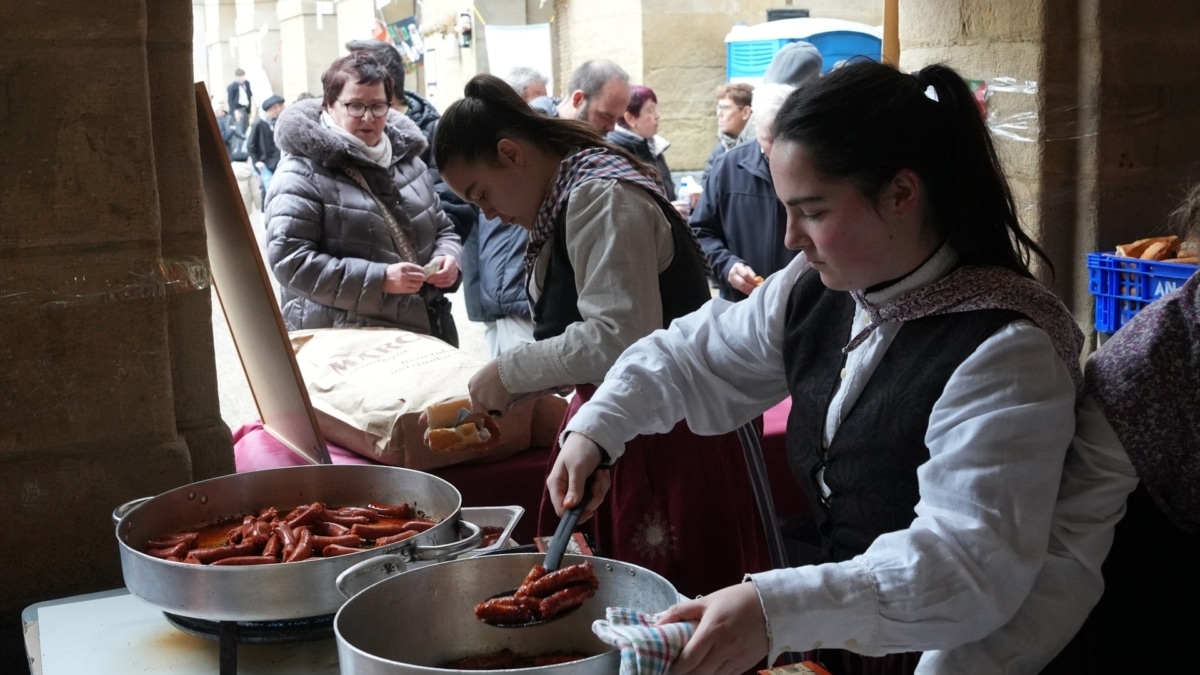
773, 60, 1052, 280
433, 73, 648, 174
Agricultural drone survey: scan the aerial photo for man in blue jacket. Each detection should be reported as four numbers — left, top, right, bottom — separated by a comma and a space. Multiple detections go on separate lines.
689, 83, 797, 300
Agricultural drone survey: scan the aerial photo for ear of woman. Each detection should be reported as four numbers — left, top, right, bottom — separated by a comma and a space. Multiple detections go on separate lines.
496, 138, 522, 167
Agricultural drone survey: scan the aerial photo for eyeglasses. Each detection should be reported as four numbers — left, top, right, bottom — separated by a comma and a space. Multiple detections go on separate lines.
338, 100, 390, 118
716, 104, 745, 114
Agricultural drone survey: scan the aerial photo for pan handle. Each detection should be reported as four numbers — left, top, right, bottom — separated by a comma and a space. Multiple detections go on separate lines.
336, 553, 409, 600
112, 497, 151, 527
336, 520, 483, 600
406, 519, 483, 561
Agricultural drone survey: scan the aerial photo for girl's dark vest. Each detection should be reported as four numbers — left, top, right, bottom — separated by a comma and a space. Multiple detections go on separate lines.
532, 186, 711, 341
782, 269, 1024, 563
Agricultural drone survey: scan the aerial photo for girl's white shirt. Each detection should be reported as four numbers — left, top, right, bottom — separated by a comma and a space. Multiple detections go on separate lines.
563, 245, 1137, 673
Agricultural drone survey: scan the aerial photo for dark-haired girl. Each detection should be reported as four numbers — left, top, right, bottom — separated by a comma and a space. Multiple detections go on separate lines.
547, 61, 1092, 674
433, 74, 771, 598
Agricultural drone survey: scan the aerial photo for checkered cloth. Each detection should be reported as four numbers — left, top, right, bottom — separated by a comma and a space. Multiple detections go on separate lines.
592, 607, 696, 675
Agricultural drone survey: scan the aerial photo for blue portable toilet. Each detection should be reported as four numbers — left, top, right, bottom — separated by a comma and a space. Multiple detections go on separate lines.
725, 18, 883, 84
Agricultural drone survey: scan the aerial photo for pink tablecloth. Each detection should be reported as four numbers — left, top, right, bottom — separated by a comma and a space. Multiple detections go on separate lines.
233, 398, 803, 546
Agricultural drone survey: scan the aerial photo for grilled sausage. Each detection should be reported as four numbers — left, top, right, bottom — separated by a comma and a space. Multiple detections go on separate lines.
210, 555, 278, 566
538, 583, 596, 619
312, 520, 351, 537
366, 501, 415, 519
374, 530, 420, 547
146, 541, 190, 560
284, 527, 313, 562
321, 544, 364, 557
350, 522, 409, 539
523, 562, 598, 598
145, 532, 199, 550
473, 597, 540, 625
513, 565, 547, 597
311, 534, 361, 550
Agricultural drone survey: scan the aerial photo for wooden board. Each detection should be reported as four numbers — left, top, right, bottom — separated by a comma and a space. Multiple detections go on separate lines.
195, 83, 331, 465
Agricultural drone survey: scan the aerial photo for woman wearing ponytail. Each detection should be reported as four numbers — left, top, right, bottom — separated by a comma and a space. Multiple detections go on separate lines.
541, 60, 1117, 674
433, 74, 772, 598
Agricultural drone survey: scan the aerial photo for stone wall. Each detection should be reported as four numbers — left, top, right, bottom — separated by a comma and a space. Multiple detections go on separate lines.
901, 0, 1200, 329
553, 0, 885, 171
0, 1, 231, 671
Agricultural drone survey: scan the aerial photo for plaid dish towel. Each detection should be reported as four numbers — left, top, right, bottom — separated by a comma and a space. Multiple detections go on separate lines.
592, 607, 696, 675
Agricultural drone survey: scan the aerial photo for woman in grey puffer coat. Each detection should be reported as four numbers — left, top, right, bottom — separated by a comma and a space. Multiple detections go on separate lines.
266, 53, 463, 341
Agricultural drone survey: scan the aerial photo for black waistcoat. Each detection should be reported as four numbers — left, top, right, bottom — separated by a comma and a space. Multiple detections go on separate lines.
782, 269, 1024, 562
532, 188, 712, 341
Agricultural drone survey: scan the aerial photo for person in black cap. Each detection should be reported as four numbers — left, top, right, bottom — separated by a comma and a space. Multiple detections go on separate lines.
248, 95, 285, 201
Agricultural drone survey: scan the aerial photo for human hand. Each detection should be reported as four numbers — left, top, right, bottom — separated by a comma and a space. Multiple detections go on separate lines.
424, 255, 460, 288
727, 263, 760, 296
546, 433, 612, 524
255, 161, 265, 170
466, 360, 519, 417
383, 262, 427, 294
657, 582, 768, 675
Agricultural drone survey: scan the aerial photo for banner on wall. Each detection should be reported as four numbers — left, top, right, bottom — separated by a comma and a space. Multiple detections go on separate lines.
483, 23, 554, 94
388, 15, 425, 64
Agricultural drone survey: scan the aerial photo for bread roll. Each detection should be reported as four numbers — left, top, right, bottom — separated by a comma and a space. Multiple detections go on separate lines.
423, 398, 501, 452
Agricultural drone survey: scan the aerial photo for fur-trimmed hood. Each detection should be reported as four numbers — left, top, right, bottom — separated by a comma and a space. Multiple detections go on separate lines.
274, 98, 428, 169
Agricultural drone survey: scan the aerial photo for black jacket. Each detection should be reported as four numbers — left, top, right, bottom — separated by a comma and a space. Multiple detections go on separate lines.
404, 89, 478, 241
688, 140, 794, 301
220, 116, 249, 161
605, 126, 677, 201
226, 79, 252, 113
247, 117, 281, 171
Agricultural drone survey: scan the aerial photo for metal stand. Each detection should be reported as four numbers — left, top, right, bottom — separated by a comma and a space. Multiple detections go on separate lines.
218, 621, 237, 675
736, 422, 790, 570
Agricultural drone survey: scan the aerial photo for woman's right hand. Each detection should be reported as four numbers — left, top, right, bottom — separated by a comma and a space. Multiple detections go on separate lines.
727, 262, 760, 296
547, 433, 612, 525
383, 262, 427, 294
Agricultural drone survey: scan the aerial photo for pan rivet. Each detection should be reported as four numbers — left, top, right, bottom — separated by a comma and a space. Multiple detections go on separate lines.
605, 563, 614, 571
187, 491, 196, 500
199, 495, 208, 504
628, 569, 636, 577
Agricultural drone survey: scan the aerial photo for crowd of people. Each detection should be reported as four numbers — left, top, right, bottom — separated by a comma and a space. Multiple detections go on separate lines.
218, 41, 1198, 674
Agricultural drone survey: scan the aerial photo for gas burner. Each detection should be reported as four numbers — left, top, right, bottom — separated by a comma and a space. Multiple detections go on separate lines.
163, 612, 335, 644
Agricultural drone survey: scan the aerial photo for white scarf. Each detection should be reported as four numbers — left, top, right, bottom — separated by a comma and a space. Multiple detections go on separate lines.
320, 110, 393, 168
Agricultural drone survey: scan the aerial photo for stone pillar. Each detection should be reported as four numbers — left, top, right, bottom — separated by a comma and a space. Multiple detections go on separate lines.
235, 0, 283, 101
194, 1, 210, 86
204, 0, 238, 100
336, 0, 379, 48
0, 1, 229, 669
901, 0, 1200, 335
278, 0, 341, 101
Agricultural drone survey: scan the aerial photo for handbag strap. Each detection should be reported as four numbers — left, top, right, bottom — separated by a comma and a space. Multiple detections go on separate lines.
344, 165, 420, 264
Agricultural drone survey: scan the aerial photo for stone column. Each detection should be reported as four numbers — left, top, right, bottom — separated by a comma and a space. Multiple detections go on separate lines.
336, 0, 379, 48
235, 0, 284, 101
0, 1, 229, 669
193, 1, 210, 86
901, 0, 1200, 334
204, 0, 238, 99
278, 0, 342, 101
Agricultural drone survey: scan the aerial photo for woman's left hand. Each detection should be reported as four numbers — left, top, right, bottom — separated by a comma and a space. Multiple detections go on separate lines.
424, 256, 460, 288
656, 582, 769, 675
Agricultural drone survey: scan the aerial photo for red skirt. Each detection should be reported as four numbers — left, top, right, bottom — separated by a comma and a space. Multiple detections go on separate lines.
536, 385, 772, 599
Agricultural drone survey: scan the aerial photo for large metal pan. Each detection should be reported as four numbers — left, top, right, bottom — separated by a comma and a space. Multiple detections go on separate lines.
334, 552, 682, 675
114, 464, 481, 622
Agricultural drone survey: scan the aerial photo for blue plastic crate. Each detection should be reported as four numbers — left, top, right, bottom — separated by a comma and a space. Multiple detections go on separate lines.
1086, 252, 1198, 333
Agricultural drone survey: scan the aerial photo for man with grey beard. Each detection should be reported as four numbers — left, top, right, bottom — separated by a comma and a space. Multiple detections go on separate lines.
529, 59, 631, 133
